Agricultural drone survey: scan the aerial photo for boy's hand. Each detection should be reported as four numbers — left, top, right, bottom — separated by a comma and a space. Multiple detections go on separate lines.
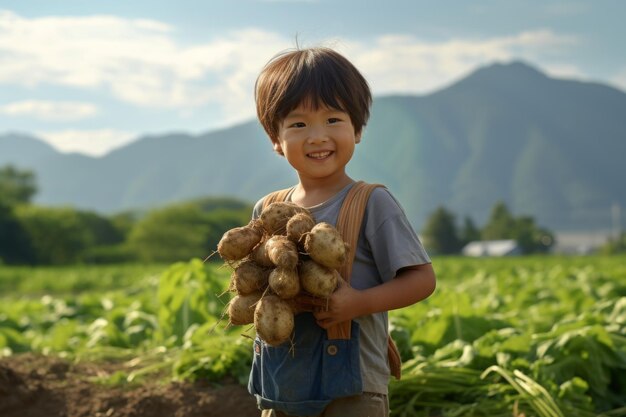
312, 280, 364, 329
311, 263, 436, 329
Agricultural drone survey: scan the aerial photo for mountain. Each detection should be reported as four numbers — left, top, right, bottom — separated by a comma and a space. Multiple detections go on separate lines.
2, 61, 625, 231
350, 61, 626, 230
8, 124, 296, 212
0, 133, 58, 167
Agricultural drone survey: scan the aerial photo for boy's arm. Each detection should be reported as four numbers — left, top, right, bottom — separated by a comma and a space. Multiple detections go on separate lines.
313, 263, 436, 329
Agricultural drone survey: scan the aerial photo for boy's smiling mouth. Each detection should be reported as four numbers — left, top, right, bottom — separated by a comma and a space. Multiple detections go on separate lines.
307, 151, 333, 159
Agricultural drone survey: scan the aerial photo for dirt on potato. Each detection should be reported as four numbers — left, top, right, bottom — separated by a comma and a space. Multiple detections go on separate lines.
0, 353, 260, 417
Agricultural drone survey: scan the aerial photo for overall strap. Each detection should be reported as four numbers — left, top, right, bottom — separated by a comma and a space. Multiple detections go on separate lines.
261, 187, 294, 211
326, 181, 383, 339
330, 181, 403, 380
336, 181, 384, 284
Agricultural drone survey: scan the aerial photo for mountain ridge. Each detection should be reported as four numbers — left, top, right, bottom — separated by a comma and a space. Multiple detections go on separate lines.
2, 60, 624, 232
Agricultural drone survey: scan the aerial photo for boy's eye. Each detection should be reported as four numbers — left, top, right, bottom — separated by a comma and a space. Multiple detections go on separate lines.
328, 118, 340, 124
290, 122, 306, 128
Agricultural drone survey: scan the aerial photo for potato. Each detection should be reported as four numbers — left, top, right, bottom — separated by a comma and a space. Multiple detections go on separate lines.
231, 260, 270, 295
217, 222, 263, 261
265, 235, 299, 269
286, 212, 316, 244
254, 295, 294, 346
250, 237, 274, 267
228, 292, 262, 325
260, 202, 309, 235
298, 259, 339, 298
268, 267, 300, 299
304, 222, 348, 269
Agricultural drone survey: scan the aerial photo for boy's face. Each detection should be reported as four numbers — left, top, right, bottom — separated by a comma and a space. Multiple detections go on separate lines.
273, 102, 361, 184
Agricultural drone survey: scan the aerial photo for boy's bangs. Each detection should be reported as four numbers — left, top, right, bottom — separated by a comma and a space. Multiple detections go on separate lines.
281, 71, 348, 117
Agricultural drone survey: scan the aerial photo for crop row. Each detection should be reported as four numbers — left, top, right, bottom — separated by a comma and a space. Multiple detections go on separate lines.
0, 256, 625, 416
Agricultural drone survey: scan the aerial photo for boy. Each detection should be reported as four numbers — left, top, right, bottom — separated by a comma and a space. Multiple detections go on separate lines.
249, 47, 436, 417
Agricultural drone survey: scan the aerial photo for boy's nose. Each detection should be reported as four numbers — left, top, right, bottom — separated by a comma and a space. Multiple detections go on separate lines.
306, 126, 329, 144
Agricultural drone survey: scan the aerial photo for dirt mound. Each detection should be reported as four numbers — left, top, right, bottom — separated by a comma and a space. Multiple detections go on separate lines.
0, 354, 260, 417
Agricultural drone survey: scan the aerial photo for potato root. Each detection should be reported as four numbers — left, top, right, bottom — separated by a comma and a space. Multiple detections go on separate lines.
304, 222, 348, 269
217, 222, 263, 261
254, 295, 295, 346
286, 212, 316, 244
298, 259, 339, 298
266, 235, 299, 269
260, 202, 309, 235
228, 292, 262, 325
231, 260, 270, 295
269, 267, 301, 299
250, 237, 274, 267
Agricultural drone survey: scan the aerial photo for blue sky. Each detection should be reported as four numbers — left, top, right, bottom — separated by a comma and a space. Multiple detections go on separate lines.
1, 1, 625, 156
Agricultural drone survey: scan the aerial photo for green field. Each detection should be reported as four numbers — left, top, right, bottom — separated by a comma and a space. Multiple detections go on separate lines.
1, 256, 625, 416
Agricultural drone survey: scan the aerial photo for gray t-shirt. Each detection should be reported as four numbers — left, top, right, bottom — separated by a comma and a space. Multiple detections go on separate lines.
253, 182, 431, 394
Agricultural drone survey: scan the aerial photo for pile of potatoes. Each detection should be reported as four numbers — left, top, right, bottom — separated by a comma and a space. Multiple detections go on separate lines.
217, 201, 347, 346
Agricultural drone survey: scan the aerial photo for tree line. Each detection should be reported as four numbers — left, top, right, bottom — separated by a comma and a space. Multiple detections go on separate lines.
3, 165, 622, 264
421, 203, 555, 255
0, 165, 251, 265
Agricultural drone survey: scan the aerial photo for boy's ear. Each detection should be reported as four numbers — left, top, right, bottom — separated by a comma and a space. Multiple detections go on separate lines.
355, 131, 362, 144
272, 139, 284, 155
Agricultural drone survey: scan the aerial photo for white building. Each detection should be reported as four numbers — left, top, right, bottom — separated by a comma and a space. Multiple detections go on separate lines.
462, 239, 522, 257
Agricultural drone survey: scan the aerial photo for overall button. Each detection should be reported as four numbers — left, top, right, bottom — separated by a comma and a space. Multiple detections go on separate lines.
327, 345, 338, 356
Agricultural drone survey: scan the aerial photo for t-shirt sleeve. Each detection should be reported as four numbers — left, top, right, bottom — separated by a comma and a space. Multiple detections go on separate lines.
363, 188, 431, 283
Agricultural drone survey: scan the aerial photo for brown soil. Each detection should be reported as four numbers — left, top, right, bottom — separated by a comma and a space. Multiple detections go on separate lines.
0, 353, 260, 417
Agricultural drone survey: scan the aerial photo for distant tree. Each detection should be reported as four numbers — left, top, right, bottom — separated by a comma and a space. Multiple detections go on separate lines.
422, 206, 462, 254
109, 211, 141, 239
11, 205, 130, 264
128, 202, 250, 263
190, 196, 251, 213
482, 201, 516, 240
0, 165, 37, 206
481, 201, 553, 254
75, 210, 125, 246
129, 204, 209, 262
71, 210, 134, 264
459, 216, 481, 246
0, 203, 35, 264
513, 216, 554, 254
14, 206, 94, 264
0, 166, 38, 263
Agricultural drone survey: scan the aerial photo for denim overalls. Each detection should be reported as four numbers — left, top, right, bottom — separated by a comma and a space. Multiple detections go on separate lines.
248, 312, 363, 416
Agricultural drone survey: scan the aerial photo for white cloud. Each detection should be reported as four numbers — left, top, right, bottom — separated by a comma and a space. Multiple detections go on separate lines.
0, 10, 290, 125
0, 9, 583, 126
0, 100, 98, 121
35, 129, 138, 156
541, 63, 587, 80
610, 68, 626, 93
339, 29, 579, 95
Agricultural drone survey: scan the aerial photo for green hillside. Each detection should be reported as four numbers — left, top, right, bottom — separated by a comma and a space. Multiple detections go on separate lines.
352, 62, 626, 230
1, 61, 625, 231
